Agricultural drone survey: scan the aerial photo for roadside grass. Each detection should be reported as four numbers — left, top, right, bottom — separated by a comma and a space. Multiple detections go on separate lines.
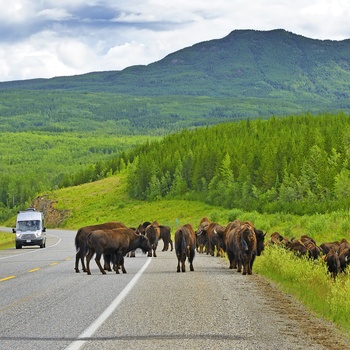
1, 172, 350, 337
0, 232, 15, 250
254, 245, 350, 334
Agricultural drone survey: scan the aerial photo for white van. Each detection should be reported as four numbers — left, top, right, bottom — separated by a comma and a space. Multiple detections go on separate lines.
12, 208, 46, 249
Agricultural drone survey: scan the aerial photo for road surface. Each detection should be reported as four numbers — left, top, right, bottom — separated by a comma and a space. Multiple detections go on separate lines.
0, 227, 348, 350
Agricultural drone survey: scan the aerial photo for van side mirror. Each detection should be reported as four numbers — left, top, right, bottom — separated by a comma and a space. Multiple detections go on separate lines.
12, 228, 16, 233
43, 227, 46, 232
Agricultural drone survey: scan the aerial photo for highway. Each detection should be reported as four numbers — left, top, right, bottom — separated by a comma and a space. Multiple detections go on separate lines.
0, 228, 347, 350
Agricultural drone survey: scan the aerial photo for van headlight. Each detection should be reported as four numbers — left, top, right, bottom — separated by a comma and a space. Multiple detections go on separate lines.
35, 231, 42, 237
16, 233, 22, 238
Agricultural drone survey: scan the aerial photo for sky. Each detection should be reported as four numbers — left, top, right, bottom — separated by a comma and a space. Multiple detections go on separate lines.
0, 0, 349, 82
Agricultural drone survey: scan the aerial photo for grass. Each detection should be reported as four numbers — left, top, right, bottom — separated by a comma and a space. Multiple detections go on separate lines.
0, 231, 15, 249
1, 172, 350, 337
254, 245, 350, 333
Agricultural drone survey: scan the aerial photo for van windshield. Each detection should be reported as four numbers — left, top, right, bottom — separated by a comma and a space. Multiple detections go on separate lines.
18, 220, 40, 231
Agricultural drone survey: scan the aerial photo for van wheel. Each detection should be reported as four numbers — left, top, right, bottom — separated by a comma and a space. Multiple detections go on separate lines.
16, 244, 22, 249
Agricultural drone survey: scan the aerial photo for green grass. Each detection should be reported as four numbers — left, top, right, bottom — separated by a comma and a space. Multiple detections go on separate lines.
0, 231, 15, 249
254, 245, 350, 333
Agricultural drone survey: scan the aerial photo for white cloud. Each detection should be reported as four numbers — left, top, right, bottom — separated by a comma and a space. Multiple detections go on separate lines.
0, 0, 350, 82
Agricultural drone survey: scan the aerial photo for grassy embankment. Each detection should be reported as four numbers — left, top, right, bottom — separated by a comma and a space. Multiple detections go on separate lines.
1, 172, 350, 336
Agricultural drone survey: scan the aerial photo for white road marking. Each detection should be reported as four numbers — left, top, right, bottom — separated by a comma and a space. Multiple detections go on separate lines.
65, 257, 152, 350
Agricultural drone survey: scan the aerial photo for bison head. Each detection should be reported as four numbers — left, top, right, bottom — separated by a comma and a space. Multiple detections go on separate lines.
138, 235, 152, 254
254, 229, 266, 256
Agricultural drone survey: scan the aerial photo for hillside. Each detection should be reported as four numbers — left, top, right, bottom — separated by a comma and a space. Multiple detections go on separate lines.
1, 29, 350, 133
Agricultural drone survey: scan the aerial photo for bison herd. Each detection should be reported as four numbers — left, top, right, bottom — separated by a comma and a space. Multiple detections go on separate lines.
74, 218, 266, 275
74, 217, 349, 278
268, 231, 350, 278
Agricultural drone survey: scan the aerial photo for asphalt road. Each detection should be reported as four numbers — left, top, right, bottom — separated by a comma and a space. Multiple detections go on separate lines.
0, 227, 349, 350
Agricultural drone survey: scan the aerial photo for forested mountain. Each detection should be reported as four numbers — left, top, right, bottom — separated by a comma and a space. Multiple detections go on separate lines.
2, 29, 350, 220
1, 29, 350, 134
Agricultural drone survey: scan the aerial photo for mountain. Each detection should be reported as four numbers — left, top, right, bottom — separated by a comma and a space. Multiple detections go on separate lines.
1, 29, 350, 133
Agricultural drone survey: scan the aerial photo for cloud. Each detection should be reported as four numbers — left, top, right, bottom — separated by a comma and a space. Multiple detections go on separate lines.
0, 0, 350, 82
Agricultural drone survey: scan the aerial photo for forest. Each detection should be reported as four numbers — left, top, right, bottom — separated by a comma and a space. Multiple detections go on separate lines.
112, 112, 350, 215
3, 112, 350, 221
0, 132, 157, 220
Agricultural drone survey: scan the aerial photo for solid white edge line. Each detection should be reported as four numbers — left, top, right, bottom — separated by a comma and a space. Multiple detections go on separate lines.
65, 257, 152, 350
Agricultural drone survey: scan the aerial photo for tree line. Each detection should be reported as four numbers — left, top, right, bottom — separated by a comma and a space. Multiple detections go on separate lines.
120, 112, 350, 215
0, 132, 154, 221
3, 112, 350, 221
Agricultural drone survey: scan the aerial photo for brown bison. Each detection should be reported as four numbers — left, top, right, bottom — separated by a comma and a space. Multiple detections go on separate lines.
207, 222, 226, 256
320, 241, 341, 255
136, 221, 172, 251
323, 248, 341, 279
145, 221, 161, 257
226, 221, 264, 275
85, 227, 151, 275
195, 217, 211, 253
175, 224, 196, 272
159, 225, 173, 251
303, 239, 321, 260
287, 239, 309, 257
136, 221, 152, 235
224, 220, 242, 270
74, 221, 126, 273
337, 239, 350, 272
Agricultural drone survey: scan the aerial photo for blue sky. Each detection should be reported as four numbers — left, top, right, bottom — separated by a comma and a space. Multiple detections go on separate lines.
0, 0, 349, 82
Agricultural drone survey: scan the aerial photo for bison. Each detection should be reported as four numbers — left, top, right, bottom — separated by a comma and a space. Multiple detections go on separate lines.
175, 223, 196, 272
206, 222, 226, 256
320, 241, 341, 255
226, 221, 262, 275
287, 239, 309, 257
145, 221, 161, 257
337, 239, 350, 272
85, 227, 151, 275
159, 225, 173, 251
323, 248, 341, 279
74, 221, 126, 273
195, 217, 210, 253
224, 220, 242, 270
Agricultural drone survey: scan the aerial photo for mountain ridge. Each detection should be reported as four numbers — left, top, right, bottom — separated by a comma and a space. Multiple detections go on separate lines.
1, 29, 350, 132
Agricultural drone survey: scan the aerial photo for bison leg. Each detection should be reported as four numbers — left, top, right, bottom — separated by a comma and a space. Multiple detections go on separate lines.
170, 239, 173, 251
95, 253, 107, 275
75, 248, 87, 273
103, 254, 112, 271
75, 252, 80, 273
189, 249, 195, 271
177, 258, 181, 273
114, 252, 126, 274
227, 250, 235, 269
152, 242, 158, 257
181, 260, 186, 272
85, 248, 95, 275
162, 239, 167, 251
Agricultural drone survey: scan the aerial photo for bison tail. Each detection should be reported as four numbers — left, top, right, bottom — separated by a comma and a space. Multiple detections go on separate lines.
241, 237, 248, 251
181, 236, 186, 253
75, 229, 82, 251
